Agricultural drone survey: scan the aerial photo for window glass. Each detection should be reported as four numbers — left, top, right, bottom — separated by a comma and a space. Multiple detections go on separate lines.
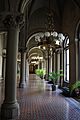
67, 49, 69, 64
64, 37, 69, 82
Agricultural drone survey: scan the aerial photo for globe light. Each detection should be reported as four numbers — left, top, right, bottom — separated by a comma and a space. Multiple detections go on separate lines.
43, 46, 46, 50
52, 31, 58, 37
58, 33, 65, 41
44, 32, 50, 37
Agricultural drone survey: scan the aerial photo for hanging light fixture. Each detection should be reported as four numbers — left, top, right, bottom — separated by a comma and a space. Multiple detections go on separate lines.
35, 0, 65, 50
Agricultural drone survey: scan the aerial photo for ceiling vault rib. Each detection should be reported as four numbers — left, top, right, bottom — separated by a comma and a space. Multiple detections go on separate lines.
73, 0, 80, 8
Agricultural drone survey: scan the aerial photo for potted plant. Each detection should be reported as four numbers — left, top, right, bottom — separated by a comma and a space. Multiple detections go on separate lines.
48, 70, 63, 91
35, 69, 46, 79
70, 81, 80, 97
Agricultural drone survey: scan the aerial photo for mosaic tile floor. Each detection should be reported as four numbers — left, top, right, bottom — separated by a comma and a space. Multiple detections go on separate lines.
0, 74, 80, 120
16, 75, 80, 120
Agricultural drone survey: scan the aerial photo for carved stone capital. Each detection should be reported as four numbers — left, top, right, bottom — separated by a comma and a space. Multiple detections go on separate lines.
3, 13, 24, 28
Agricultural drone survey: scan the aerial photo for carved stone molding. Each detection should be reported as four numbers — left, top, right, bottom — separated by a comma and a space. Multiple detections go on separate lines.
3, 13, 24, 28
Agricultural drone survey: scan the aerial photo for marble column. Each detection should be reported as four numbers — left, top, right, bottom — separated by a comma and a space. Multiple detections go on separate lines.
41, 61, 44, 69
49, 51, 52, 73
1, 14, 23, 119
53, 52, 56, 72
47, 48, 50, 79
19, 50, 26, 88
25, 59, 29, 84
25, 59, 28, 81
60, 50, 64, 87
57, 52, 60, 85
2, 55, 6, 80
52, 52, 54, 72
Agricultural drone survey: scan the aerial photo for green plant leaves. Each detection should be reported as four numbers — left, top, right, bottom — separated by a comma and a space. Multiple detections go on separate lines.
49, 70, 63, 84
35, 69, 46, 77
70, 81, 80, 94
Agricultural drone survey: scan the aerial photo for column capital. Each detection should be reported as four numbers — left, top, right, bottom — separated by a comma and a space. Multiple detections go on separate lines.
3, 13, 24, 29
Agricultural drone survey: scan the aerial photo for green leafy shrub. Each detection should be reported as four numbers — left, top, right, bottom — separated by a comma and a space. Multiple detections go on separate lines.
49, 70, 63, 84
35, 69, 46, 79
70, 81, 80, 97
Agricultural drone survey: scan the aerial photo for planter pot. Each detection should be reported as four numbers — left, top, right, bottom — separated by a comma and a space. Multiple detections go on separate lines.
52, 85, 56, 91
46, 84, 56, 91
48, 81, 53, 84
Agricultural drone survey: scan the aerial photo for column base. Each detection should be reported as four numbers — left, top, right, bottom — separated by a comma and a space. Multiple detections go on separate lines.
19, 82, 26, 88
1, 101, 20, 119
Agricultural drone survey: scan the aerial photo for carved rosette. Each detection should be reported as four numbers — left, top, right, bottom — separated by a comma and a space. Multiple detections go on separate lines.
3, 14, 24, 28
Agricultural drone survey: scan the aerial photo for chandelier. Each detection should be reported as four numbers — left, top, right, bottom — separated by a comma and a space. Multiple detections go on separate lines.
30, 56, 43, 64
35, 32, 65, 50
35, 0, 65, 50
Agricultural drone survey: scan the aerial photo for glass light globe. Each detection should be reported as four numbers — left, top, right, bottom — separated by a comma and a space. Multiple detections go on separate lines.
43, 46, 46, 50
58, 33, 65, 41
44, 32, 50, 37
52, 31, 58, 37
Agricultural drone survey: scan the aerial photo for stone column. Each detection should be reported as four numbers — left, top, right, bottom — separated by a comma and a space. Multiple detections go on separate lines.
2, 53, 6, 80
60, 50, 64, 87
1, 14, 23, 119
57, 51, 60, 85
19, 50, 26, 88
49, 51, 52, 73
53, 52, 56, 72
52, 52, 54, 72
25, 59, 29, 83
41, 61, 43, 69
47, 48, 50, 79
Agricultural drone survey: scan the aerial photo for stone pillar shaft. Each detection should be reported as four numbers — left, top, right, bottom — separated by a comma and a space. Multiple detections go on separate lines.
49, 51, 52, 73
1, 27, 20, 119
19, 51, 26, 88
25, 59, 29, 82
1, 14, 23, 119
6, 28, 19, 101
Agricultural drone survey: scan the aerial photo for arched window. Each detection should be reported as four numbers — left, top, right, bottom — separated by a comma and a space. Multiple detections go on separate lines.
64, 36, 69, 82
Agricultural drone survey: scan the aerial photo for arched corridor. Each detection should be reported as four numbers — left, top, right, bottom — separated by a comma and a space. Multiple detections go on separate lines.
0, 0, 80, 119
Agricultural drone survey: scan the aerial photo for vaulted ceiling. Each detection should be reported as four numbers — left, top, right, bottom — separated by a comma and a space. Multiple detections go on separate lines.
0, 0, 80, 58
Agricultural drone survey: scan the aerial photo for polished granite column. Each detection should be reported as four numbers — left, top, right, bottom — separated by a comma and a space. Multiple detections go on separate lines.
25, 59, 29, 82
49, 51, 52, 73
2, 54, 6, 81
1, 14, 23, 119
19, 50, 26, 88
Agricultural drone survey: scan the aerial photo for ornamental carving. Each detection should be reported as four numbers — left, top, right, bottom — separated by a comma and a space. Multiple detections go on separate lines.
3, 14, 24, 28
